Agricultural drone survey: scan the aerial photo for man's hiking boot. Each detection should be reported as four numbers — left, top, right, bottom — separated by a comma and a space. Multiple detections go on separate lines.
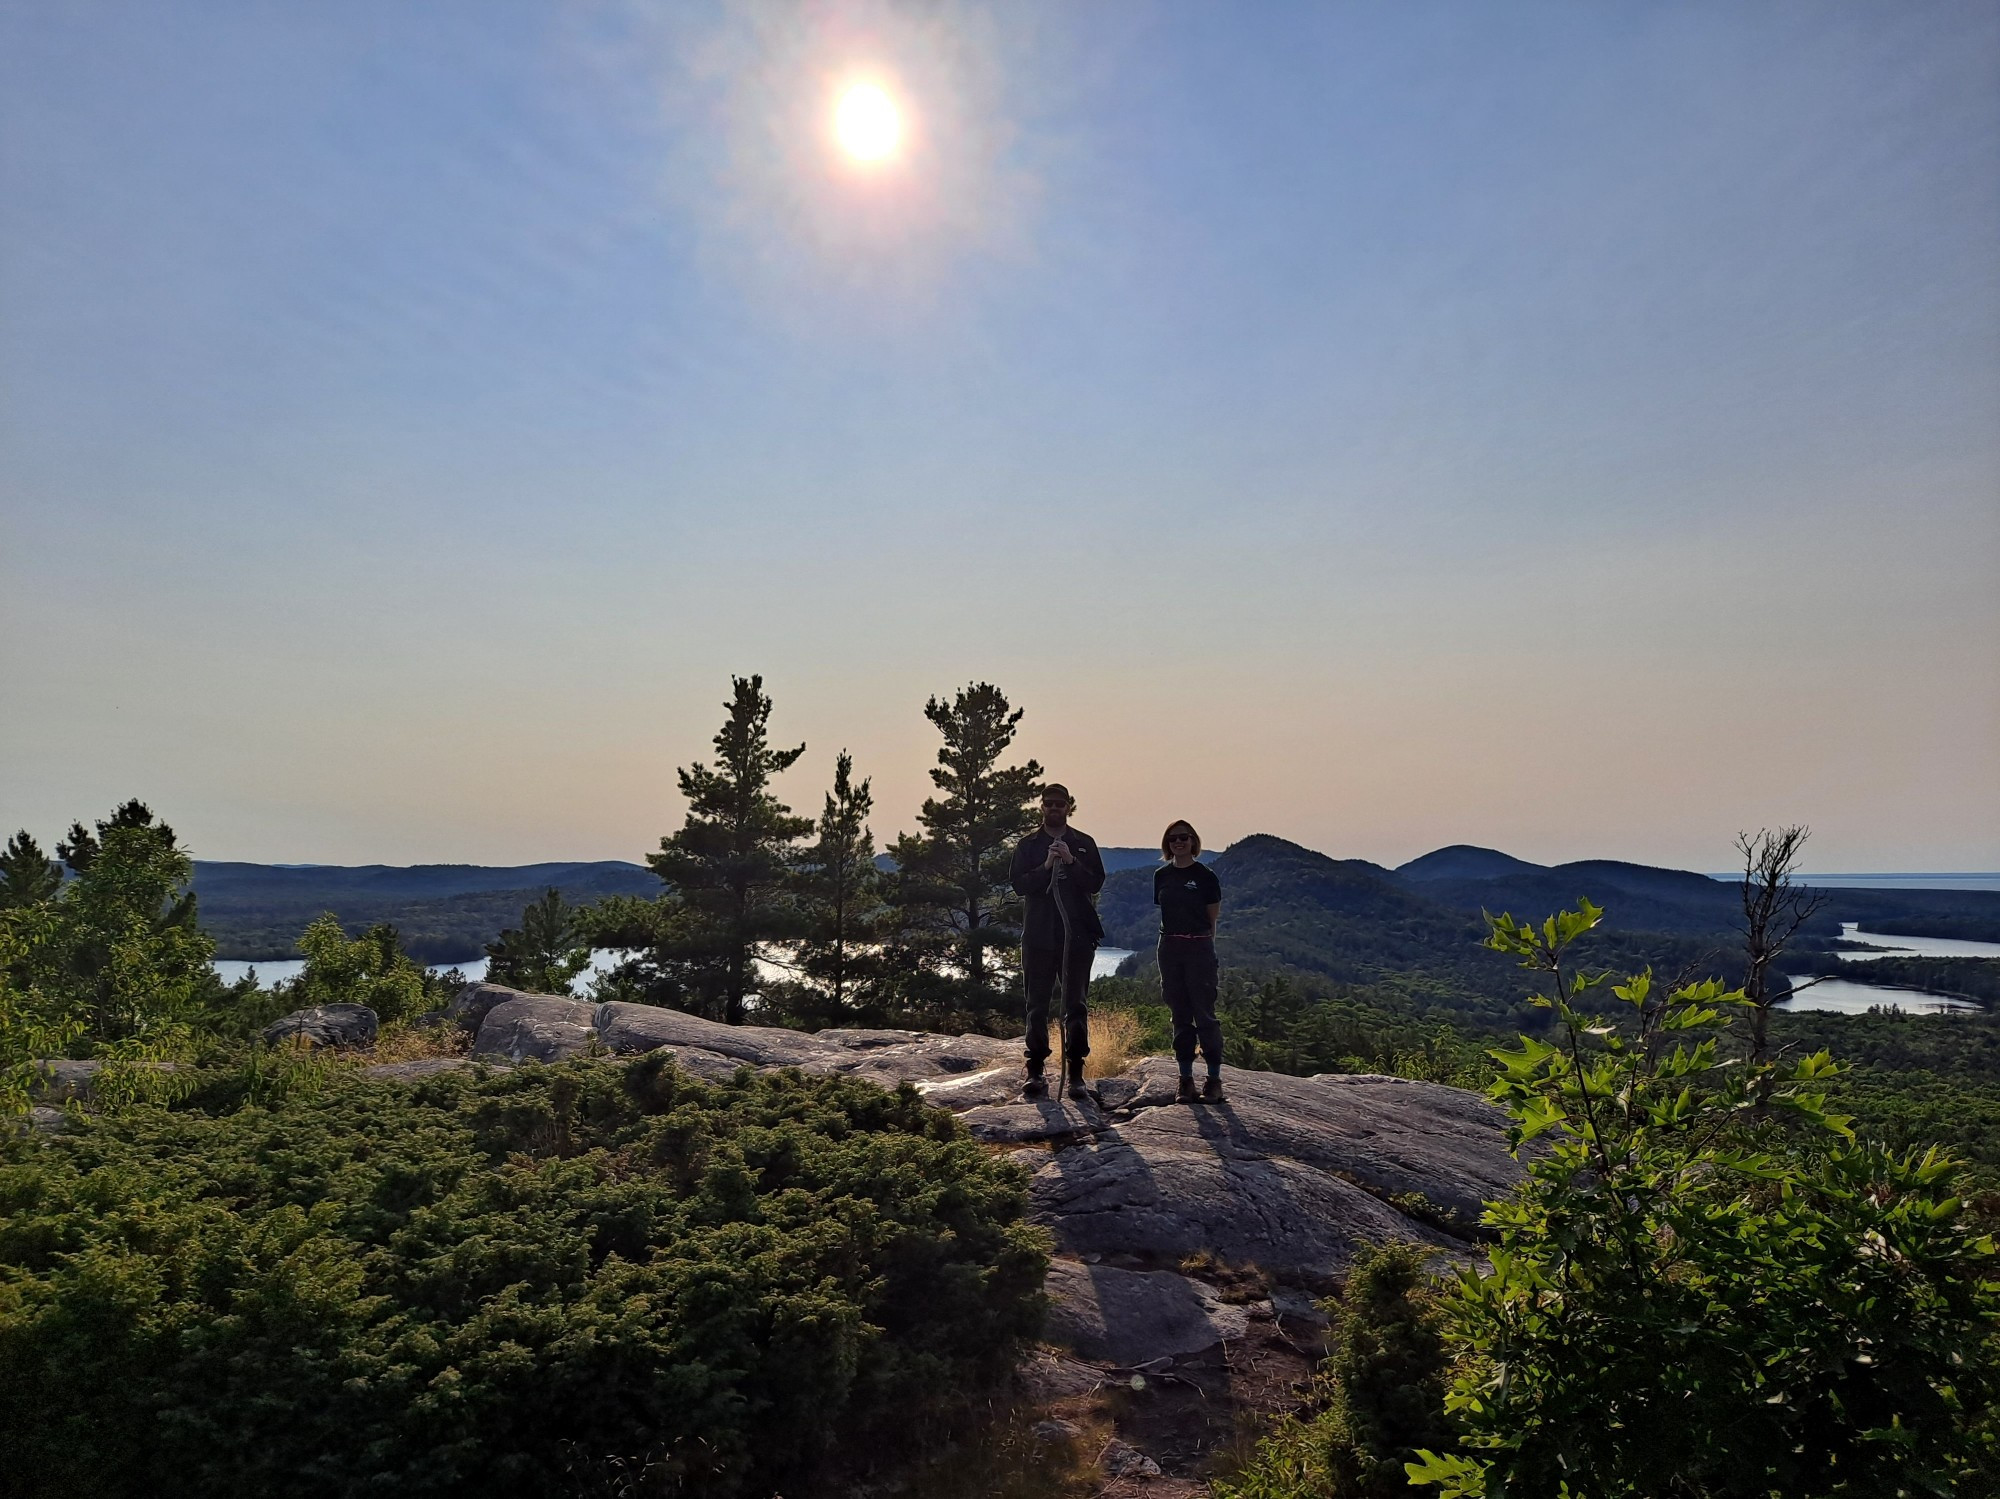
1021, 1068, 1048, 1101
1176, 1075, 1199, 1105
1200, 1074, 1225, 1105
1065, 1060, 1091, 1102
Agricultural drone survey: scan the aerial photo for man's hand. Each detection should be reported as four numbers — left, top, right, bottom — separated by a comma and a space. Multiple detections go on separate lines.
1046, 839, 1075, 868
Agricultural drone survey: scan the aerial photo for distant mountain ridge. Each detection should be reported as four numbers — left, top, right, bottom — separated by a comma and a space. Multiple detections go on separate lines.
1381, 844, 2000, 943
1096, 835, 2000, 1029
190, 841, 2000, 969
193, 860, 655, 901
1107, 835, 1753, 947
192, 860, 659, 963
1394, 845, 1547, 883
874, 846, 1163, 875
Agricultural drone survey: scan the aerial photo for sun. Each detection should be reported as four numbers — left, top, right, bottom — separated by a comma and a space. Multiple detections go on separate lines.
834, 82, 902, 165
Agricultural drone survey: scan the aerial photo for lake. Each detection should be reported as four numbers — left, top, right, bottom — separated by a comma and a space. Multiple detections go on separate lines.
1831, 923, 2000, 962
212, 952, 614, 990
215, 945, 1140, 995
1777, 923, 1999, 1015
1777, 977, 1981, 1016
1804, 873, 2000, 892
1707, 874, 2000, 891
216, 928, 1988, 1020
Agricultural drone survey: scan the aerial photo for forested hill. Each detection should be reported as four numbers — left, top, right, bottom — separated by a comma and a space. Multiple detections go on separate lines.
1099, 835, 2000, 1029
1100, 836, 1525, 1027
873, 845, 1163, 874
192, 838, 2000, 972
1101, 835, 1749, 1029
1394, 846, 1759, 938
1392, 843, 2000, 942
192, 860, 657, 963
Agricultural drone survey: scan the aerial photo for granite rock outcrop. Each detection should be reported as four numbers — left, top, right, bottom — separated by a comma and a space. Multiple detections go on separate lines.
263, 1003, 379, 1049
469, 994, 597, 1064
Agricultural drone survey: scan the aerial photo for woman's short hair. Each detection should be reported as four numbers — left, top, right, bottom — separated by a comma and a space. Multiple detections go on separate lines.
1160, 820, 1201, 859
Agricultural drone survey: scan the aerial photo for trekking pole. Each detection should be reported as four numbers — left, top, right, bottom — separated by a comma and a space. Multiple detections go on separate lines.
1052, 850, 1076, 1098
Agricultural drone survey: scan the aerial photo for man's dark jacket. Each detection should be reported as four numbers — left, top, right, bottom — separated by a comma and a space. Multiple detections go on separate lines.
1010, 826, 1106, 949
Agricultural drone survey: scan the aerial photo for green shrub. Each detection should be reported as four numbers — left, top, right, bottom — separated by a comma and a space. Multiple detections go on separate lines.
1408, 904, 2000, 1498
1216, 1243, 1455, 1499
0, 1057, 1047, 1497
288, 912, 432, 1023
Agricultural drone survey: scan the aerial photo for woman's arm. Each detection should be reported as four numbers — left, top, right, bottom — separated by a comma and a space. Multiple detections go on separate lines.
1205, 902, 1220, 934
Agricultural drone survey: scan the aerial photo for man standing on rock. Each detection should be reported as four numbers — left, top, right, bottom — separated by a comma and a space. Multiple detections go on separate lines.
1010, 784, 1106, 1100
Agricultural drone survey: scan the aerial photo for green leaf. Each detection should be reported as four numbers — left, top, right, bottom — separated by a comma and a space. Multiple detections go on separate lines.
1407, 1450, 1489, 1495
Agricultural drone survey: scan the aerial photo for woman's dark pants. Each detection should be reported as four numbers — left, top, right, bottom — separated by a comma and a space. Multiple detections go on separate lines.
1158, 937, 1223, 1072
1023, 942, 1093, 1069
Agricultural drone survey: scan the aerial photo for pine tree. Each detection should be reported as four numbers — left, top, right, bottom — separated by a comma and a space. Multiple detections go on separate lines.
13, 803, 214, 1047
1323, 1244, 1457, 1496
55, 799, 164, 876
0, 832, 62, 909
646, 676, 812, 1025
792, 751, 886, 1027
485, 888, 591, 996
887, 684, 1043, 1028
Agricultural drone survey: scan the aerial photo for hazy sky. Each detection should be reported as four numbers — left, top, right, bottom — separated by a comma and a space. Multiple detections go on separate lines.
3, 1, 1996, 873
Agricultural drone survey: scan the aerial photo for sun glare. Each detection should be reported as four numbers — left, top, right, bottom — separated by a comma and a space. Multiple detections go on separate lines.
834, 82, 902, 165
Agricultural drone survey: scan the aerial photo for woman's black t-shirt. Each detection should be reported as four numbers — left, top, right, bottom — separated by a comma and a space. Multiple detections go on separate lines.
1154, 861, 1222, 936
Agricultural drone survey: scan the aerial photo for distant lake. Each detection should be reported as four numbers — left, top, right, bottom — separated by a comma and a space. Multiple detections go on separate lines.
1777, 924, 1998, 1016
216, 949, 665, 993
1777, 977, 1980, 1016
1832, 923, 2000, 962
213, 957, 309, 987
1094, 947, 1134, 979
215, 945, 1139, 996
1705, 874, 2000, 892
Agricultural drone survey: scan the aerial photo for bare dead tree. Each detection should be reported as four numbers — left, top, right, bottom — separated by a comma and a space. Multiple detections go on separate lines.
1738, 826, 1829, 1064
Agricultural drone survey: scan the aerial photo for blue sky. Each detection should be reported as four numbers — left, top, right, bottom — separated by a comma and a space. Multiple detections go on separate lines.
3, 1, 1996, 871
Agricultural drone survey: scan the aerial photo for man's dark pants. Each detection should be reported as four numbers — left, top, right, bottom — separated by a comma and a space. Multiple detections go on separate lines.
1158, 937, 1223, 1071
1023, 943, 1093, 1069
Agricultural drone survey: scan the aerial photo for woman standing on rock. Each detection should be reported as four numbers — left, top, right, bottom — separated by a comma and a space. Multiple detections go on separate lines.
1156, 820, 1224, 1103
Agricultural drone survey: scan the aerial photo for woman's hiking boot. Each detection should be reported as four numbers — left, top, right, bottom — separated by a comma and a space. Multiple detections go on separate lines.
1021, 1065, 1048, 1101
1176, 1075, 1199, 1105
1200, 1073, 1225, 1104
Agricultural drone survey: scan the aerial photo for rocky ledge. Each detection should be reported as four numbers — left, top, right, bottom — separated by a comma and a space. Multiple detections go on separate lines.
426, 985, 1524, 1371
31, 984, 1520, 1382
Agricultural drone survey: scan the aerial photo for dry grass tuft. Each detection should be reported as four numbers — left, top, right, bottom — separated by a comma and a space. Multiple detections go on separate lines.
363, 1021, 472, 1064
1045, 1008, 1149, 1079
1177, 1249, 1271, 1303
